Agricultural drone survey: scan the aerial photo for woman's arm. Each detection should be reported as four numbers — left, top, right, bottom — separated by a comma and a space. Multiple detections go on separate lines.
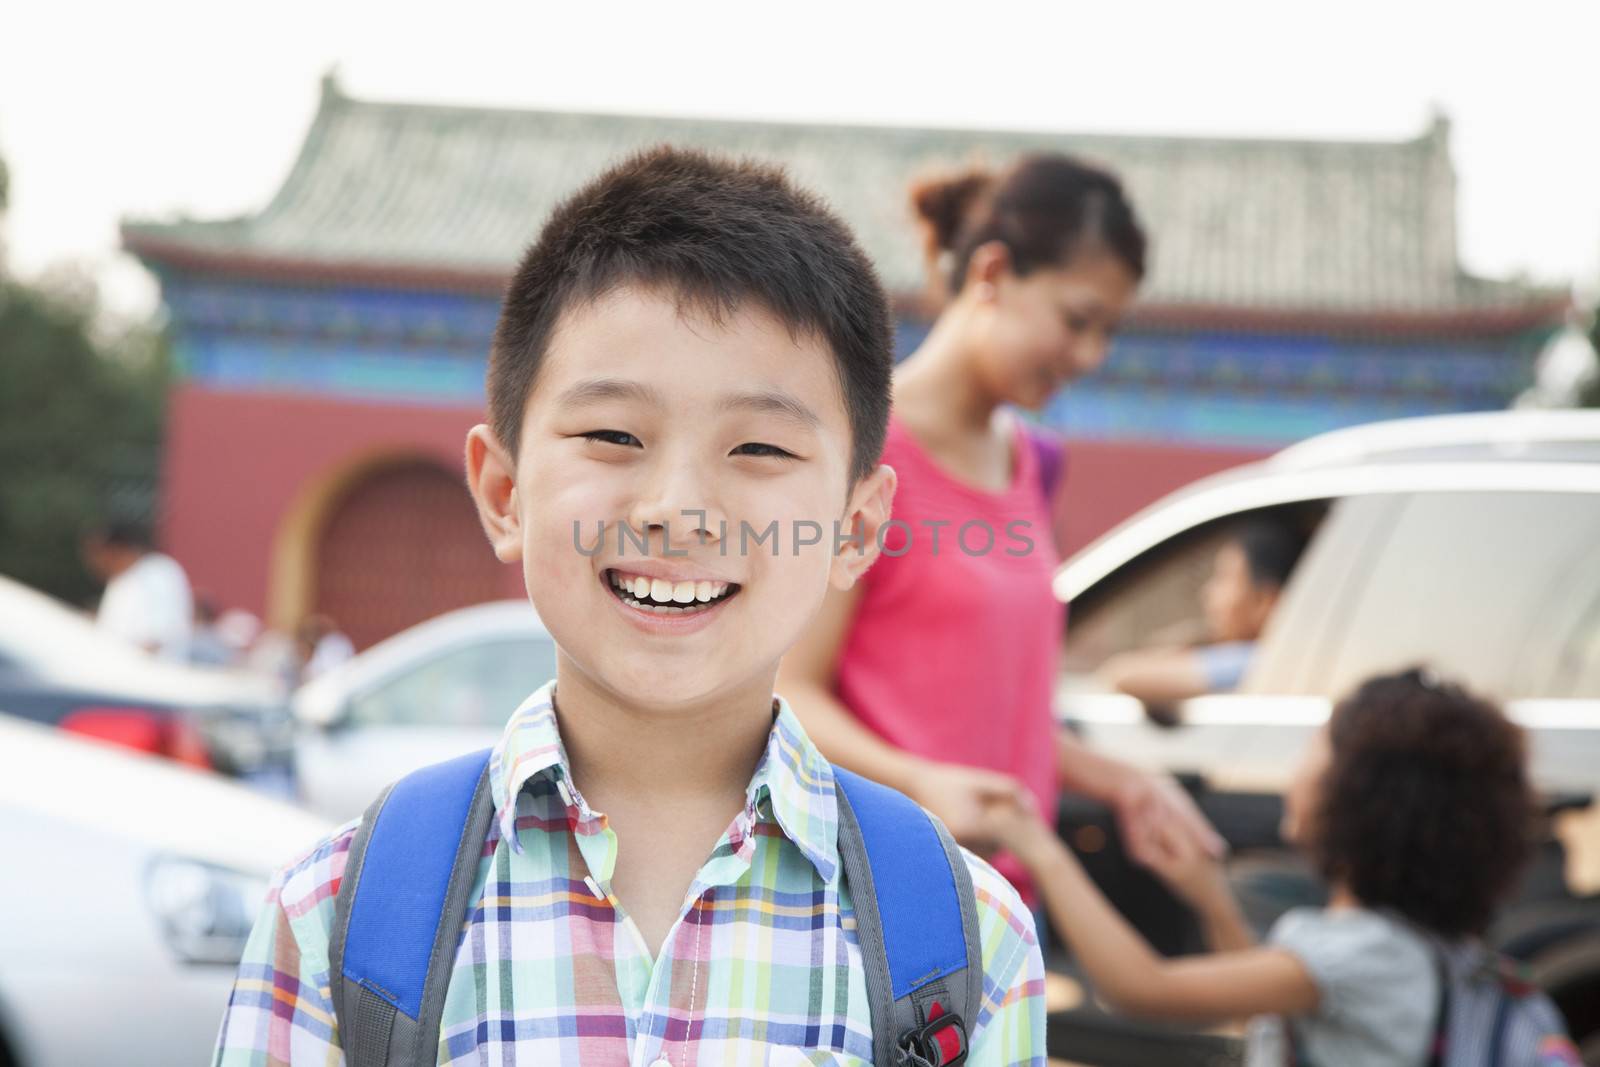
778, 582, 922, 787
779, 584, 1027, 848
995, 809, 1318, 1023
1057, 729, 1227, 862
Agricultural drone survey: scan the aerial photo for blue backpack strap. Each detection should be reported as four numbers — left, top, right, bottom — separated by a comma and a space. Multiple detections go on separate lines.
833, 765, 981, 1067
329, 748, 495, 1067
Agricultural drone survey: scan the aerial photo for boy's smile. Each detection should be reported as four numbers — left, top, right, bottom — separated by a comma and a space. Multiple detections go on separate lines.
602, 564, 742, 633
466, 284, 894, 714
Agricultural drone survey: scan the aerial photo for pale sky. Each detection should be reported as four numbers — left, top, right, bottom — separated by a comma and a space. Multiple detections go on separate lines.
3, 0, 1598, 321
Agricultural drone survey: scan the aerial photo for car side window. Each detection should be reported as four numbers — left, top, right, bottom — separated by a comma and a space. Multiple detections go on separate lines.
1061, 502, 1328, 684
1319, 492, 1600, 701
1556, 594, 1600, 698
1061, 528, 1227, 678
1536, 546, 1600, 699
347, 637, 559, 729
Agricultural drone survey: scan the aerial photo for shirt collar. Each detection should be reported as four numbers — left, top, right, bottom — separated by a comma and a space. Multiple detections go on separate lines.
488, 681, 839, 883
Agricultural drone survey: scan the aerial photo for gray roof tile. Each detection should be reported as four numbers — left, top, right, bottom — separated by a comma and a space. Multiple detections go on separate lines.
125, 80, 1559, 313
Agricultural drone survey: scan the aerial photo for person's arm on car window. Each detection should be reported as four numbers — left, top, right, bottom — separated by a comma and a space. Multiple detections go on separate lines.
1097, 647, 1213, 705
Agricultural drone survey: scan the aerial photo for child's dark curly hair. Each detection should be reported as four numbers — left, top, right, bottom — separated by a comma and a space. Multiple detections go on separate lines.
1309, 669, 1536, 938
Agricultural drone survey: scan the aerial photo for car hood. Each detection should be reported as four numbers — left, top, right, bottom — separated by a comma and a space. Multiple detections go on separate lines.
32, 652, 289, 711
0, 715, 330, 873
0, 576, 287, 710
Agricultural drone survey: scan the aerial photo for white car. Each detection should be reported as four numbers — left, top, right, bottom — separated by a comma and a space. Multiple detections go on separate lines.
1048, 409, 1600, 1058
293, 601, 558, 820
0, 715, 330, 1067
1054, 409, 1600, 799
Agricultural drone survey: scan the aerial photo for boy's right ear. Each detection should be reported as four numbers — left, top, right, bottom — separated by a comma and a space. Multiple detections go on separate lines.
830, 463, 897, 590
464, 425, 523, 564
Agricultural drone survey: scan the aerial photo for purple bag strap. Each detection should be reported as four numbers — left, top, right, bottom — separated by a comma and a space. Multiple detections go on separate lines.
1023, 423, 1067, 503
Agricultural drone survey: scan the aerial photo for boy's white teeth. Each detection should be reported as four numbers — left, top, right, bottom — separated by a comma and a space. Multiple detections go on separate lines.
610, 571, 734, 607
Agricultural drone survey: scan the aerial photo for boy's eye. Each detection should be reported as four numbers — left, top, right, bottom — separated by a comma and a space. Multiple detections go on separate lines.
731, 442, 797, 460
580, 430, 641, 447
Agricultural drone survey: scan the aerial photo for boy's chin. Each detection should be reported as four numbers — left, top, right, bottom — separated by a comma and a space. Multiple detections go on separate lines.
592, 661, 755, 713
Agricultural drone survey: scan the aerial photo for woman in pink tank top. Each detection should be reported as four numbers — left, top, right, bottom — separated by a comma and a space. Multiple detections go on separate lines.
779, 155, 1222, 899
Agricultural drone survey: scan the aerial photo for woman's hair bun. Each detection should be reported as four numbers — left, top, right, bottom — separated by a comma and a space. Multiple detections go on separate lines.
909, 167, 994, 257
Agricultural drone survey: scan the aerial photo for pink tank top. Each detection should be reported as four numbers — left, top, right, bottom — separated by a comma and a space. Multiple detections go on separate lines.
835, 415, 1064, 897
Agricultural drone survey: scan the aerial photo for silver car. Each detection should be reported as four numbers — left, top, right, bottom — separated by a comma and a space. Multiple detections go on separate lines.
293, 601, 558, 820
0, 716, 330, 1067
1051, 409, 1600, 1054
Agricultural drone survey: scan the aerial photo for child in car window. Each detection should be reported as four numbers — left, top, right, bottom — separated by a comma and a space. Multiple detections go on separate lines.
985, 668, 1580, 1066
1098, 519, 1305, 705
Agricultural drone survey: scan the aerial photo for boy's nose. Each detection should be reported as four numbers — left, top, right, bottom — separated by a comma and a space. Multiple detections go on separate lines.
623, 514, 720, 555
625, 470, 724, 551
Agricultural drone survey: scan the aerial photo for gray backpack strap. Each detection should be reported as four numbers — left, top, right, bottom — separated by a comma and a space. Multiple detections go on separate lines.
834, 766, 981, 1067
329, 749, 496, 1067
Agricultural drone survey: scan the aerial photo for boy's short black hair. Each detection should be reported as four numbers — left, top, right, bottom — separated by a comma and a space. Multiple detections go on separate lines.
489, 146, 894, 483
1228, 520, 1305, 589
1310, 669, 1535, 938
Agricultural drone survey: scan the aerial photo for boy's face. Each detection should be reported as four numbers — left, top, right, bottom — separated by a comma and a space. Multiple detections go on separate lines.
467, 286, 893, 713
1201, 542, 1279, 644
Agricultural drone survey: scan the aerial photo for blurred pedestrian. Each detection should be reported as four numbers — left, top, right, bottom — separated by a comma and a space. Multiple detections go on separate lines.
188, 591, 235, 667
245, 625, 303, 691
82, 519, 193, 662
215, 608, 263, 663
296, 613, 354, 682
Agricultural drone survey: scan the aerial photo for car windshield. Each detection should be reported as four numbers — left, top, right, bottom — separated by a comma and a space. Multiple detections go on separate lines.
346, 636, 559, 730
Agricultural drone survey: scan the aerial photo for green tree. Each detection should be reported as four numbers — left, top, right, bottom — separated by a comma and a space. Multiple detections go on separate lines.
0, 159, 171, 607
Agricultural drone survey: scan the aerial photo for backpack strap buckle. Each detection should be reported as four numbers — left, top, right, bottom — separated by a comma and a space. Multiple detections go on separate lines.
899, 1008, 968, 1067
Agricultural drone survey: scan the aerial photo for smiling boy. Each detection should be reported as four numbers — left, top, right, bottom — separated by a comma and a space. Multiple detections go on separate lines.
215, 147, 1045, 1065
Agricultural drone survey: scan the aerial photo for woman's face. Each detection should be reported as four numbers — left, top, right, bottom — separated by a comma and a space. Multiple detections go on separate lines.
970, 248, 1139, 410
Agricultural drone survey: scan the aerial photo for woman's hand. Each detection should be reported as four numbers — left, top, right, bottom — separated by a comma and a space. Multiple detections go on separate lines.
1111, 769, 1227, 871
978, 790, 1064, 871
906, 762, 1031, 854
1138, 815, 1232, 912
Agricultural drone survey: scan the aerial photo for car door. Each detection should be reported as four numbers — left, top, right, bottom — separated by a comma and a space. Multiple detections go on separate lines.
1062, 481, 1600, 848
297, 635, 559, 820
1277, 489, 1600, 798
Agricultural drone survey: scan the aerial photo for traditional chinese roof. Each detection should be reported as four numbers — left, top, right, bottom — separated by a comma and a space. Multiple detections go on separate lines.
125, 76, 1566, 331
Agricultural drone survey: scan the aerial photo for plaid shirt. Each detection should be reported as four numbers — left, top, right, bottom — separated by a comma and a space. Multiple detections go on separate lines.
215, 682, 1046, 1065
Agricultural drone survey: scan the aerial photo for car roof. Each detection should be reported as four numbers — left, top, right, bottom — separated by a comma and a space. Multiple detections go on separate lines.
1054, 432, 1600, 604
1267, 409, 1600, 470
295, 600, 550, 714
